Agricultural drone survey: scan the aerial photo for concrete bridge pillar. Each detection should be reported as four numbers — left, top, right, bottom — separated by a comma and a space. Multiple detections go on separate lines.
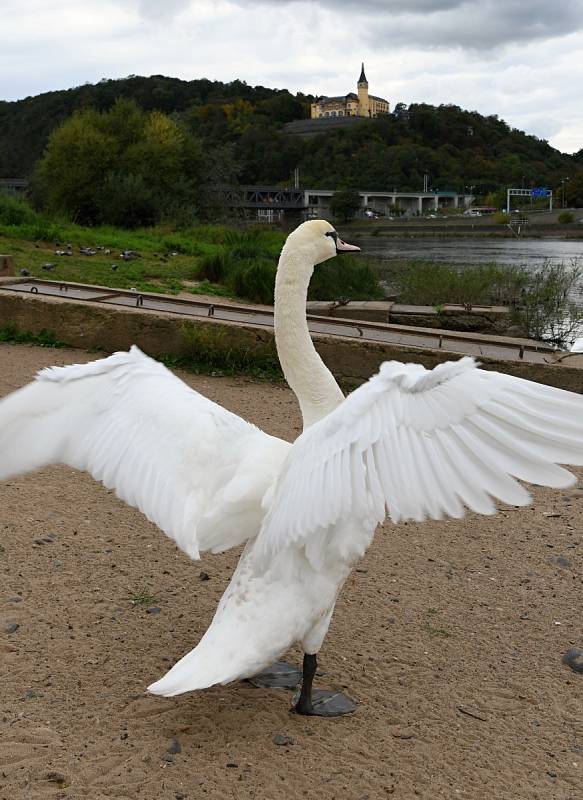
417, 197, 423, 214
433, 195, 439, 210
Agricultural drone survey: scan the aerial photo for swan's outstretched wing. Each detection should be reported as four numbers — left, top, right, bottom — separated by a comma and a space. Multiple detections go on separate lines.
257, 357, 583, 568
0, 346, 289, 559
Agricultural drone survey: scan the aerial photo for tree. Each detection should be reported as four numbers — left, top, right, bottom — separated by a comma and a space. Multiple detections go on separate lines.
33, 99, 206, 226
329, 188, 362, 222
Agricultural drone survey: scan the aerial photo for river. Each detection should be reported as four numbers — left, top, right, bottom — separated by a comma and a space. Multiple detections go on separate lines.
358, 236, 583, 267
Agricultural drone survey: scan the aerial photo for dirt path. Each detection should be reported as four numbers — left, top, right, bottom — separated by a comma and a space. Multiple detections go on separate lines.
1, 342, 582, 800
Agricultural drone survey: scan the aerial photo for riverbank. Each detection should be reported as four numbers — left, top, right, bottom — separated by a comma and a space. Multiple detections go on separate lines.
346, 209, 583, 239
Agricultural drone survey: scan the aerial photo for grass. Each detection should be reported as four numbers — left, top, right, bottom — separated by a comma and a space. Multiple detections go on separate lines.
0, 324, 67, 348
0, 194, 385, 304
168, 322, 283, 381
384, 261, 530, 307
127, 587, 158, 607
309, 255, 385, 301
423, 608, 452, 638
0, 192, 287, 300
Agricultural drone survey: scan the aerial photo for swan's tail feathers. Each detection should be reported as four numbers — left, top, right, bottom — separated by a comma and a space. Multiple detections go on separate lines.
147, 644, 243, 698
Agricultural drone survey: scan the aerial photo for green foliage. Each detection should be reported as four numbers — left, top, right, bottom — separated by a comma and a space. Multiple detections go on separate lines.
194, 228, 284, 303
174, 322, 282, 379
0, 192, 38, 225
563, 170, 583, 206
0, 209, 283, 298
127, 587, 158, 607
198, 251, 277, 304
231, 260, 277, 304
32, 99, 206, 227
494, 211, 510, 224
2, 75, 579, 199
223, 228, 282, 259
558, 211, 574, 224
309, 256, 384, 301
393, 259, 583, 348
198, 251, 230, 282
0, 325, 67, 347
329, 189, 363, 222
518, 260, 583, 346
396, 262, 529, 307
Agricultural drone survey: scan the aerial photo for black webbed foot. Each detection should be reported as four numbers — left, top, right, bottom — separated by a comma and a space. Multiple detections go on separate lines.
292, 653, 356, 717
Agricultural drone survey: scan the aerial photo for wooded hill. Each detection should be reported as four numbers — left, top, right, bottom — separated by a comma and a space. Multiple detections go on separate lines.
1, 74, 582, 203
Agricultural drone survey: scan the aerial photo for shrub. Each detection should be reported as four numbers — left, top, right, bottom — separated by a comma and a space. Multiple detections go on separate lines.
517, 260, 583, 346
0, 192, 38, 226
392, 258, 583, 348
558, 211, 574, 224
329, 189, 362, 222
494, 212, 510, 224
231, 260, 277, 304
396, 262, 529, 307
198, 251, 230, 282
309, 256, 384, 301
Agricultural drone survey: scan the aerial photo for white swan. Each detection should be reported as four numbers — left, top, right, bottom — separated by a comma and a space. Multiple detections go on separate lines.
2, 219, 583, 717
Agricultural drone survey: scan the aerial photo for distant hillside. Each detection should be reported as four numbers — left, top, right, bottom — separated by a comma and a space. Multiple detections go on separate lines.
1, 74, 581, 201
0, 75, 312, 178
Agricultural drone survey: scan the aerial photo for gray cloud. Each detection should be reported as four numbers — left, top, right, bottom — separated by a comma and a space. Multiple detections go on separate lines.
229, 0, 583, 51
367, 0, 583, 50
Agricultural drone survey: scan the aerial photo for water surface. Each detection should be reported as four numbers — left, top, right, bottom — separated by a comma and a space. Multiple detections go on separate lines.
360, 236, 583, 267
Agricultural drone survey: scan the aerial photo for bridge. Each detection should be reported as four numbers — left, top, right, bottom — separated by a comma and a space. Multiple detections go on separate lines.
229, 186, 473, 220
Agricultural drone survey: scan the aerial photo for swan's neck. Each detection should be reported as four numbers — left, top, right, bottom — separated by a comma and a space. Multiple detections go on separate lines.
274, 244, 344, 429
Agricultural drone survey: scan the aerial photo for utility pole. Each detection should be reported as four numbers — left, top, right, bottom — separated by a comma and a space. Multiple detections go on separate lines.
561, 177, 569, 209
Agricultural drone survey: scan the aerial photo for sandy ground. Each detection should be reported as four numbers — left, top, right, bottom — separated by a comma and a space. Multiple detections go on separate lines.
1, 342, 583, 800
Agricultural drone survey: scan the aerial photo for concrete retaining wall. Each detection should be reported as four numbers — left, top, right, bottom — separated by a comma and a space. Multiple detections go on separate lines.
1, 289, 583, 394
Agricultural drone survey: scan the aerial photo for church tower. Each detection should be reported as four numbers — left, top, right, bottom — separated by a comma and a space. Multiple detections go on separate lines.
357, 62, 370, 117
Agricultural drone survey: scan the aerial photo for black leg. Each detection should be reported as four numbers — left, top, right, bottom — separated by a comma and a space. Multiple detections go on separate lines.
294, 653, 317, 715
293, 653, 357, 717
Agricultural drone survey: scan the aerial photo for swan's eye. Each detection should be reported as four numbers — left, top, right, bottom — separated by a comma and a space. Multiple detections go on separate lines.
325, 231, 338, 243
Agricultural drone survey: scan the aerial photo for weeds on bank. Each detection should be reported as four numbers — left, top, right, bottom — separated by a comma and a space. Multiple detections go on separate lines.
164, 322, 284, 381
423, 608, 452, 639
127, 587, 158, 607
390, 261, 530, 307
0, 325, 67, 348
382, 258, 583, 347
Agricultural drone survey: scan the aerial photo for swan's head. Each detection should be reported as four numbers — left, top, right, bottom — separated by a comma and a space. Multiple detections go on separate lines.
284, 220, 361, 266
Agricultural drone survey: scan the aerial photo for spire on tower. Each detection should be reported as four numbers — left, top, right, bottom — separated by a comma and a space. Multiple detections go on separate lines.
358, 63, 368, 85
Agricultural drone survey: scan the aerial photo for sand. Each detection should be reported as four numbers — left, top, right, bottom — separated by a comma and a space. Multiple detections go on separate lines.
1, 342, 583, 800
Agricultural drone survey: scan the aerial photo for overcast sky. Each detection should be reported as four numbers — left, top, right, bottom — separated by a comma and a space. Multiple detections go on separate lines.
2, 0, 582, 154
